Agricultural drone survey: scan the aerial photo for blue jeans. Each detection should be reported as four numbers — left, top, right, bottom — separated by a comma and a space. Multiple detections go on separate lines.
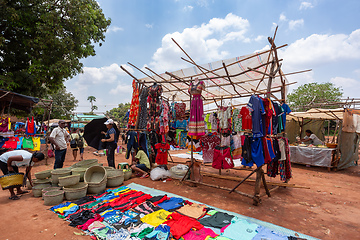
54, 149, 67, 169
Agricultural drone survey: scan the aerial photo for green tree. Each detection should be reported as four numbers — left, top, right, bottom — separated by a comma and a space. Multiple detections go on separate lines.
87, 95, 97, 114
50, 86, 78, 119
106, 103, 130, 127
30, 86, 78, 122
287, 82, 343, 112
0, 0, 111, 97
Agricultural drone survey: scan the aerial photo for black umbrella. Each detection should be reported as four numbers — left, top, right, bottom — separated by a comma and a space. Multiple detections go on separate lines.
84, 118, 120, 150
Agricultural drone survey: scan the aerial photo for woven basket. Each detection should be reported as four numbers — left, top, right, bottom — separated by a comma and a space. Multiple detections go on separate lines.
51, 169, 71, 184
32, 183, 52, 197
63, 182, 88, 200
84, 166, 107, 183
43, 190, 64, 206
0, 173, 24, 190
42, 186, 62, 200
58, 174, 80, 187
33, 178, 52, 185
71, 159, 98, 168
107, 175, 124, 188
35, 169, 52, 179
71, 167, 87, 182
123, 169, 132, 181
87, 180, 107, 194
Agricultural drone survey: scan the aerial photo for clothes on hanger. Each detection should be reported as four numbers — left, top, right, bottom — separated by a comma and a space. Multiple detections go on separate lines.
188, 80, 206, 136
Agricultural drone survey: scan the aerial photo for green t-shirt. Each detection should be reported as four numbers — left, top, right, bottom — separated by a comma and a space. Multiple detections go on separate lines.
135, 150, 150, 169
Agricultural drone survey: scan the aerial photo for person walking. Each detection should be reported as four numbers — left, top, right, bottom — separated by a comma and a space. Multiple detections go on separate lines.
101, 119, 117, 168
0, 150, 44, 200
70, 129, 79, 161
49, 120, 70, 169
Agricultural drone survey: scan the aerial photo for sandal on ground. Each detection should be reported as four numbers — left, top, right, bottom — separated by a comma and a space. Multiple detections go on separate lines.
140, 174, 149, 179
17, 190, 29, 195
9, 195, 20, 200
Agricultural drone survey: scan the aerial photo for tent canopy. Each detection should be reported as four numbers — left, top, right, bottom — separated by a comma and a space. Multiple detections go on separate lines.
287, 108, 344, 121
0, 89, 39, 113
137, 48, 290, 107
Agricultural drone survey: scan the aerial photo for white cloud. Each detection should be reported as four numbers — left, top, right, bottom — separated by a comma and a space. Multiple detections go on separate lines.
330, 77, 360, 98
299, 2, 314, 10
255, 35, 266, 42
288, 19, 304, 30
145, 24, 153, 29
107, 26, 124, 33
183, 5, 193, 11
149, 13, 250, 72
279, 29, 360, 71
109, 84, 133, 95
279, 13, 287, 22
77, 63, 131, 86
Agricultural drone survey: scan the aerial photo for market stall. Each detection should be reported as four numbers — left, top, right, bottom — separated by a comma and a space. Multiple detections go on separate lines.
286, 108, 360, 169
120, 28, 311, 205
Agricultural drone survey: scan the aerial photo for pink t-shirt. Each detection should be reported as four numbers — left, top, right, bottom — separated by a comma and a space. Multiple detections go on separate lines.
182, 227, 218, 240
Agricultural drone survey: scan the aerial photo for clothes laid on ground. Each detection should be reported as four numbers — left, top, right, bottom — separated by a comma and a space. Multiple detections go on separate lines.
49, 186, 303, 240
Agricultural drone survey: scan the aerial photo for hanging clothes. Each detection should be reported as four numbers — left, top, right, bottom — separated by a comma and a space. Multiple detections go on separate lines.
231, 133, 242, 159
281, 103, 292, 131
232, 108, 242, 132
159, 100, 170, 135
174, 102, 186, 120
138, 87, 149, 130
188, 80, 205, 136
125, 131, 139, 159
240, 106, 252, 130
0, 117, 9, 132
200, 133, 220, 163
217, 106, 232, 136
31, 136, 41, 151
128, 79, 140, 127
212, 146, 234, 169
147, 83, 163, 131
25, 116, 36, 135
247, 95, 265, 138
155, 142, 170, 165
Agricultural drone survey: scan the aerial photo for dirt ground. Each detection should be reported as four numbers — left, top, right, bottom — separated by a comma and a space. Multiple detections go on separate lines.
0, 144, 359, 240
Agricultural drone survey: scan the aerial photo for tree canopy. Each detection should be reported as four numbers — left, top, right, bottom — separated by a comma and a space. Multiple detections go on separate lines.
106, 103, 130, 127
287, 82, 343, 112
0, 0, 111, 97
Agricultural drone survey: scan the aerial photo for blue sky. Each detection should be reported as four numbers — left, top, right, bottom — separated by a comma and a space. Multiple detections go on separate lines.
64, 0, 360, 113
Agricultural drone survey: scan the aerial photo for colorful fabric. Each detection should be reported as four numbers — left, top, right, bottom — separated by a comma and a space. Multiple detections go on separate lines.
155, 143, 170, 165
176, 203, 207, 219
25, 116, 36, 135
188, 80, 205, 136
182, 227, 218, 240
30, 136, 41, 151
200, 133, 220, 163
147, 84, 163, 131
140, 209, 171, 227
163, 212, 203, 240
175, 102, 186, 120
232, 108, 242, 132
0, 117, 9, 132
2, 136, 18, 149
138, 87, 149, 130
220, 217, 259, 240
128, 79, 140, 127
212, 146, 233, 170
240, 106, 252, 130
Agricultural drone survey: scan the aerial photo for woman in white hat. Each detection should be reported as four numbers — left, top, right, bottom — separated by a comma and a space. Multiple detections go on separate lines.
101, 119, 117, 168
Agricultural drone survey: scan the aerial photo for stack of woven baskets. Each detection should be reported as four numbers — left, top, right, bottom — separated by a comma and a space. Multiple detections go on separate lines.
84, 166, 107, 194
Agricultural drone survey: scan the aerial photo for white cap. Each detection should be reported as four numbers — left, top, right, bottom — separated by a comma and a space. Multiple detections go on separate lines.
104, 119, 114, 125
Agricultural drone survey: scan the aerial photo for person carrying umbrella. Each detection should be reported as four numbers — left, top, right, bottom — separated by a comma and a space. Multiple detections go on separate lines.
101, 119, 117, 168
0, 150, 44, 200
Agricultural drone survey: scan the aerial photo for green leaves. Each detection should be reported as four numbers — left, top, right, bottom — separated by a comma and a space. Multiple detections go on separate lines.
287, 82, 343, 112
0, 0, 111, 97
